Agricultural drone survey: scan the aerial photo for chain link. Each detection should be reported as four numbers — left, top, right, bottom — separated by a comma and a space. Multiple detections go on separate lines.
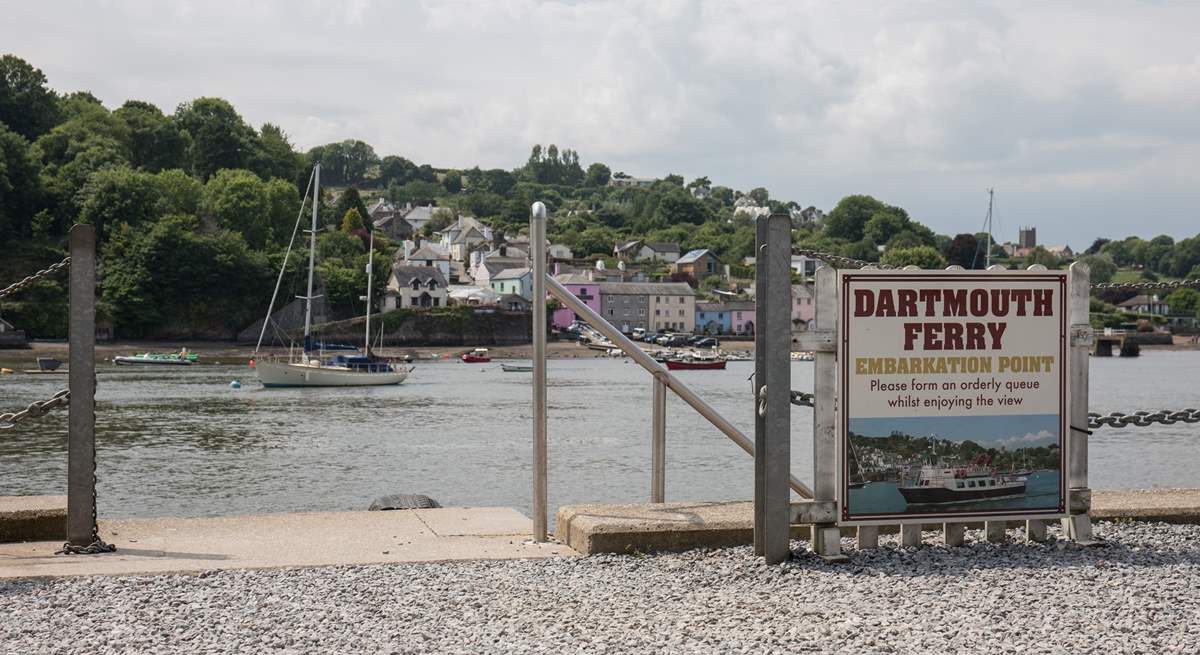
0, 389, 70, 429
0, 257, 71, 300
791, 248, 1200, 292
1088, 409, 1200, 429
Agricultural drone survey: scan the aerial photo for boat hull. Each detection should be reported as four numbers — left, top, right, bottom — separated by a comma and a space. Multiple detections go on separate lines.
114, 356, 192, 366
665, 360, 726, 370
898, 482, 1025, 505
256, 361, 408, 387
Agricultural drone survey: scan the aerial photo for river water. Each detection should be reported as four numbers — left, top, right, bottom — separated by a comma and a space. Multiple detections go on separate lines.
0, 351, 1197, 519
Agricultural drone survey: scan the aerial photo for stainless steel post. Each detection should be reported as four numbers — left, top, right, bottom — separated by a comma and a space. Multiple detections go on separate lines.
1065, 261, 1094, 543
763, 214, 792, 564
753, 216, 769, 556
67, 224, 96, 546
651, 377, 666, 503
531, 202, 548, 541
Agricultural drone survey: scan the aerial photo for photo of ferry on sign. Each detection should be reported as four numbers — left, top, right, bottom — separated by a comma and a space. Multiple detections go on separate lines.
844, 414, 1063, 520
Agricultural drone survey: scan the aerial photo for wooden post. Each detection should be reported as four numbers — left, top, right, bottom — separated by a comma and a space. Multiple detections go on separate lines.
944, 523, 965, 547
67, 224, 96, 546
856, 525, 879, 550
811, 265, 844, 561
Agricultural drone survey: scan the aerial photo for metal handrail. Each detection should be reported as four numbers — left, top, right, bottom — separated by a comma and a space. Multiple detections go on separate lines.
543, 274, 815, 500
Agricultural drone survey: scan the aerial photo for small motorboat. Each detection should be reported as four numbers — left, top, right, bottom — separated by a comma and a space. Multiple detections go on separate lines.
115, 353, 194, 366
666, 358, 727, 371
461, 348, 491, 363
36, 357, 63, 372
500, 362, 533, 372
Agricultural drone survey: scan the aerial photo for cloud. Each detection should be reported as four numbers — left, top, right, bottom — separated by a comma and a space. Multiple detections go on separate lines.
3, 0, 1198, 246
995, 429, 1056, 450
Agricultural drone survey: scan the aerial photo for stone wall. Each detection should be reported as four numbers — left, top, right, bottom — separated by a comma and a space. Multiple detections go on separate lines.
296, 306, 532, 347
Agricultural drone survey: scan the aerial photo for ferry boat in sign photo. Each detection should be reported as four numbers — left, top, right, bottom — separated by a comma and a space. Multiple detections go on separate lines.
898, 454, 1026, 505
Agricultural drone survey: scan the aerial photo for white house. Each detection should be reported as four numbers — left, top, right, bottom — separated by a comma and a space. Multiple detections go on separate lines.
448, 285, 502, 306
436, 215, 493, 261
385, 266, 448, 309
1117, 294, 1170, 315
399, 241, 451, 280
613, 240, 681, 263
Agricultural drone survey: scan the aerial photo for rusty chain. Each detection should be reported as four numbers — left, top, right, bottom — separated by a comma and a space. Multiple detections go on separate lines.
0, 257, 71, 300
0, 389, 70, 429
791, 248, 1200, 290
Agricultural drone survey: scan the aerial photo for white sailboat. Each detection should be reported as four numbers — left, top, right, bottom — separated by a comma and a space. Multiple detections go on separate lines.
254, 162, 409, 387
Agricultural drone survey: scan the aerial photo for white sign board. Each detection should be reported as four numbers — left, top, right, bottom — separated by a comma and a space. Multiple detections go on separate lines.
838, 270, 1068, 525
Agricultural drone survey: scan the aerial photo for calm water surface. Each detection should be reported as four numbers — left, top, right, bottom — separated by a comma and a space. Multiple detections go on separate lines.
0, 351, 1197, 518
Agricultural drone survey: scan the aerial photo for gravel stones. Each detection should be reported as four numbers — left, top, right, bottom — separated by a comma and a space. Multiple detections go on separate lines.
2, 521, 1198, 653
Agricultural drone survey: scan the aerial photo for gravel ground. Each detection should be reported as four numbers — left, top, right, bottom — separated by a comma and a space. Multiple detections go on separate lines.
2, 521, 1197, 654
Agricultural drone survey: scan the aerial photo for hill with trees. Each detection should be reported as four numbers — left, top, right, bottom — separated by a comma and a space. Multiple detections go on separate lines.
2, 53, 1199, 340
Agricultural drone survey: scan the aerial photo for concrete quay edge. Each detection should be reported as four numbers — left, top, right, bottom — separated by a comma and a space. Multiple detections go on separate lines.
556, 488, 1200, 555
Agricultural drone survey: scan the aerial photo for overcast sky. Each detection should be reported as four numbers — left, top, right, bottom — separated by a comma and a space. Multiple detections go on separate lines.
5, 1, 1198, 247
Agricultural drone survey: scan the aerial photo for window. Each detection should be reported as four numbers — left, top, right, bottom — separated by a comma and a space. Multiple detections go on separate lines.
638, 308, 645, 316
967, 480, 977, 488
655, 309, 660, 316
679, 297, 684, 304
678, 310, 684, 317
956, 481, 964, 489
655, 296, 660, 302
410, 279, 421, 290
608, 309, 614, 316
433, 298, 440, 307
623, 296, 629, 304
429, 280, 438, 290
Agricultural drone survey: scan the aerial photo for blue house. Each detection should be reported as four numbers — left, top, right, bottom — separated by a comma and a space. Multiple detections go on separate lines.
695, 302, 732, 334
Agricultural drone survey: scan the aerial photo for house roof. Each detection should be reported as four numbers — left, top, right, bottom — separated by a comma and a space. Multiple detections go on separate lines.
481, 259, 526, 278
492, 267, 531, 281
718, 301, 756, 311
390, 266, 447, 288
644, 242, 680, 253
497, 293, 531, 307
614, 240, 641, 253
695, 303, 728, 313
597, 282, 695, 296
452, 225, 487, 245
406, 245, 449, 262
402, 205, 436, 225
676, 249, 716, 265
554, 273, 595, 285
1117, 294, 1162, 307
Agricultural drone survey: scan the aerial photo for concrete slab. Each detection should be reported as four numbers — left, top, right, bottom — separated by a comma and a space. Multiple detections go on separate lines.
558, 489, 1200, 555
0, 495, 66, 543
0, 507, 575, 579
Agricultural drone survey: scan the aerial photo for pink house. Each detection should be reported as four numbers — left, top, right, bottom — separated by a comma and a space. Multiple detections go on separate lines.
551, 273, 601, 329
792, 284, 815, 329
724, 301, 756, 335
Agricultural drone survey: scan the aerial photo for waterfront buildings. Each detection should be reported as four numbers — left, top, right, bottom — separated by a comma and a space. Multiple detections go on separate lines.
695, 303, 731, 334
399, 241, 451, 281
490, 267, 533, 301
674, 249, 721, 279
792, 283, 815, 329
385, 266, 448, 309
551, 274, 600, 329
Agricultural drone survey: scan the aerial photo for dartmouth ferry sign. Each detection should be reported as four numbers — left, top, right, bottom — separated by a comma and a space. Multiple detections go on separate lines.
837, 270, 1068, 525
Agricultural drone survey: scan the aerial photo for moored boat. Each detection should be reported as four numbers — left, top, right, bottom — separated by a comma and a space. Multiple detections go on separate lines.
462, 348, 491, 363
666, 358, 726, 370
115, 353, 194, 366
500, 362, 533, 372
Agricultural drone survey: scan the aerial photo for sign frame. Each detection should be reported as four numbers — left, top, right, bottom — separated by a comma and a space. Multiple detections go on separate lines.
836, 269, 1070, 527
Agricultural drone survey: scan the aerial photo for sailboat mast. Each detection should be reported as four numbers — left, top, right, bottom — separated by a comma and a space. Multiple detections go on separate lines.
364, 228, 374, 355
303, 163, 320, 342
985, 187, 994, 269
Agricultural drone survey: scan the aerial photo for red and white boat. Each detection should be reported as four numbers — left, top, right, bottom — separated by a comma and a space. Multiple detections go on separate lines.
666, 358, 726, 371
461, 348, 491, 363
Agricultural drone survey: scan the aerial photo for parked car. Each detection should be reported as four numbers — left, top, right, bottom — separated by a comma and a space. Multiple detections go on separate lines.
643, 334, 660, 343
666, 335, 691, 347
655, 334, 672, 346
632, 327, 646, 339
695, 337, 720, 348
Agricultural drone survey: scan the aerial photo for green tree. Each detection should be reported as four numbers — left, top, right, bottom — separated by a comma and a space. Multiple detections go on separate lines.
584, 162, 611, 187
341, 207, 365, 233
201, 168, 271, 247
442, 169, 463, 193
880, 245, 946, 269
0, 124, 44, 241
251, 123, 301, 182
1075, 253, 1116, 284
75, 166, 161, 240
1164, 288, 1200, 316
748, 187, 769, 205
1025, 246, 1060, 269
264, 178, 301, 243
824, 195, 887, 242
154, 168, 203, 216
113, 100, 189, 172
0, 55, 61, 140
863, 212, 906, 247
308, 139, 379, 186
334, 186, 370, 231
174, 97, 257, 180
421, 207, 456, 237
379, 155, 417, 186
